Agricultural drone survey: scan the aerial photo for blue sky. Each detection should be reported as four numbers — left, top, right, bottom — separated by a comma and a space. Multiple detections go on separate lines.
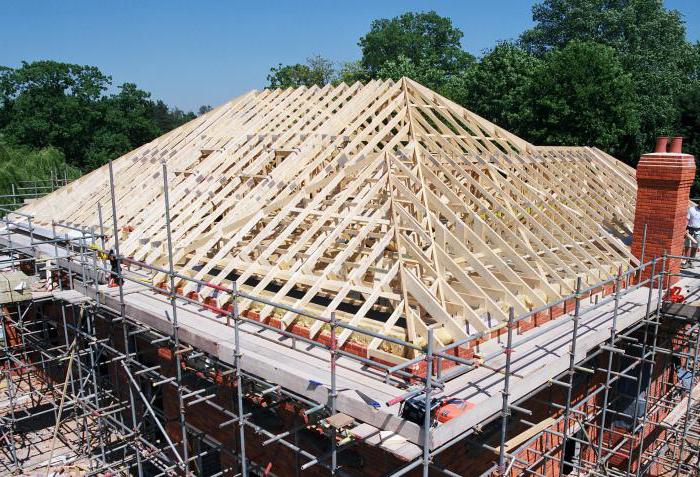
2, 1, 699, 111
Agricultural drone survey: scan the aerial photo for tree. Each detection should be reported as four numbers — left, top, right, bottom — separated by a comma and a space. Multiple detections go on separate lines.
358, 11, 472, 77
336, 60, 369, 84
198, 105, 213, 116
377, 55, 447, 91
147, 100, 196, 132
267, 55, 336, 89
526, 41, 640, 157
267, 63, 316, 88
0, 61, 110, 167
521, 0, 687, 55
0, 140, 80, 197
521, 0, 697, 156
674, 42, 700, 194
0, 61, 197, 171
678, 82, 700, 157
306, 55, 335, 84
0, 66, 14, 127
84, 83, 163, 170
444, 43, 541, 137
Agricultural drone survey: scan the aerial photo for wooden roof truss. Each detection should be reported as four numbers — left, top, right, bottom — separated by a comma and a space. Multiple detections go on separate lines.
21, 78, 637, 362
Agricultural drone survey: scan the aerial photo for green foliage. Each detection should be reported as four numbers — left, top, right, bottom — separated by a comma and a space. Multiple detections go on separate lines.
521, 0, 686, 55
82, 83, 196, 170
335, 60, 370, 85
357, 10, 474, 93
358, 11, 472, 77
453, 40, 640, 156
267, 63, 317, 88
677, 81, 700, 195
678, 82, 700, 159
0, 60, 199, 172
267, 55, 336, 89
266, 11, 474, 94
521, 0, 697, 156
527, 41, 640, 155
147, 100, 196, 133
0, 61, 110, 168
446, 42, 542, 137
0, 140, 80, 197
377, 55, 447, 90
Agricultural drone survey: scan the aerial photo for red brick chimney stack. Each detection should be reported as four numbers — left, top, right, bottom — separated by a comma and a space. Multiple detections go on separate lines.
631, 136, 695, 284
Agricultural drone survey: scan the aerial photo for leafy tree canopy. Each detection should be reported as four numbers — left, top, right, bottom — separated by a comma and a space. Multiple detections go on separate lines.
446, 42, 542, 138
521, 0, 697, 155
267, 12, 474, 93
0, 140, 81, 197
678, 82, 700, 161
198, 105, 213, 116
336, 60, 370, 85
0, 61, 199, 170
0, 61, 110, 167
359, 11, 473, 76
377, 55, 448, 91
521, 0, 687, 57
267, 55, 336, 89
527, 41, 640, 156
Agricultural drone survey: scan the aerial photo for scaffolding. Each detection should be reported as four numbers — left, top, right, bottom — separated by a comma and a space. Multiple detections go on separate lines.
0, 162, 698, 476
0, 170, 70, 211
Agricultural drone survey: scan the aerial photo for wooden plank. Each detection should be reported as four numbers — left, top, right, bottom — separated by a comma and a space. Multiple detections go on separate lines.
17, 77, 638, 359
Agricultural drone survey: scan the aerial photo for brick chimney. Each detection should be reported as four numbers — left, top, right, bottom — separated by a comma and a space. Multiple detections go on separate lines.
631, 136, 695, 284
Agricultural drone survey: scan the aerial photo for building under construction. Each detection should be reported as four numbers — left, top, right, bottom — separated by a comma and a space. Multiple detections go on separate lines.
0, 78, 698, 476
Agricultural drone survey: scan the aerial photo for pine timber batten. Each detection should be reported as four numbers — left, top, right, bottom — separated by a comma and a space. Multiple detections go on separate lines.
174, 82, 404, 278
511, 153, 622, 274
423, 153, 574, 295
19, 77, 637, 362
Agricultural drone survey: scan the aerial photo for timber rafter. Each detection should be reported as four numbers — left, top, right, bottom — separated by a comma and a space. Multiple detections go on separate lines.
20, 78, 637, 362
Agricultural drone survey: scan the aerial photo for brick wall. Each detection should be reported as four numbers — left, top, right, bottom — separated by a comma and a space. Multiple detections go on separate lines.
4, 299, 692, 477
632, 151, 695, 284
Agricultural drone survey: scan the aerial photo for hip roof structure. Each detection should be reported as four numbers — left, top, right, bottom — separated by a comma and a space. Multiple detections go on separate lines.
20, 77, 637, 362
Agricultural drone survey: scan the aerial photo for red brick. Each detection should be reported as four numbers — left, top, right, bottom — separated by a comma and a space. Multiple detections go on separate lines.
632, 151, 695, 286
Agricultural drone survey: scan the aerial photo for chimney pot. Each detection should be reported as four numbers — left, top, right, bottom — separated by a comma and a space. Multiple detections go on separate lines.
670, 136, 684, 154
654, 136, 669, 153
